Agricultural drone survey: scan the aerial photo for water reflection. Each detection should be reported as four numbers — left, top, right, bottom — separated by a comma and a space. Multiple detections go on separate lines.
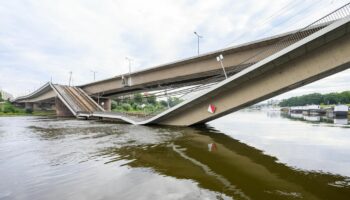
303, 115, 321, 122
282, 112, 349, 125
0, 116, 350, 200
333, 118, 349, 125
98, 124, 350, 200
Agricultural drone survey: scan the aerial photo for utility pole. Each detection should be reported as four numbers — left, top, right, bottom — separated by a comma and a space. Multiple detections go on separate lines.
90, 70, 97, 81
68, 71, 72, 86
194, 31, 203, 55
125, 57, 133, 86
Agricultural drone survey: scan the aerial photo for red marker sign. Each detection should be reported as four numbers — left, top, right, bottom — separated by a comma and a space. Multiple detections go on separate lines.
208, 104, 216, 114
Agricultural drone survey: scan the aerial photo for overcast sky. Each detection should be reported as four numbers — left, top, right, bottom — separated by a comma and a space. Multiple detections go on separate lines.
0, 0, 349, 99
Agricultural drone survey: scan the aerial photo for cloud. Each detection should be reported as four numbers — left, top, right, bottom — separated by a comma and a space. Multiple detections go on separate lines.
0, 0, 349, 97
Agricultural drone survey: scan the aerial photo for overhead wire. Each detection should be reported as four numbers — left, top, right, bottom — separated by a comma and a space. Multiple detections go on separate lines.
224, 0, 328, 47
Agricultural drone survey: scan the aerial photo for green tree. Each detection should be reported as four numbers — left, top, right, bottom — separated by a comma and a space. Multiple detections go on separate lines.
159, 100, 168, 108
279, 91, 350, 107
146, 95, 157, 105
168, 97, 182, 107
121, 103, 132, 111
133, 93, 143, 104
2, 102, 16, 113
0, 92, 3, 102
111, 100, 118, 110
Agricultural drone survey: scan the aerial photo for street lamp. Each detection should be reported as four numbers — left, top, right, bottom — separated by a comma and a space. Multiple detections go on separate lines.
68, 71, 72, 86
125, 57, 133, 86
194, 31, 202, 55
216, 54, 228, 79
90, 70, 97, 81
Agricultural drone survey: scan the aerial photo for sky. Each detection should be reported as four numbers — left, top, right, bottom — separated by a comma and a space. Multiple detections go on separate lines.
0, 0, 349, 99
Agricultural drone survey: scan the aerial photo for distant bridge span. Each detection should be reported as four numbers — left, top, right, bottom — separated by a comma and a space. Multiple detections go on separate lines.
13, 6, 350, 126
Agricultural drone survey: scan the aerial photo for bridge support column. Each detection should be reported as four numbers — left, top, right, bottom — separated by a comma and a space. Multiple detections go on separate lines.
99, 98, 111, 111
33, 103, 40, 111
25, 102, 33, 110
55, 98, 74, 117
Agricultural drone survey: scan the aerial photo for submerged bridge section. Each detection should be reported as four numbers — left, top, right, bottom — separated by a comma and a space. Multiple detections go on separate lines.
13, 4, 350, 126
15, 83, 105, 118
51, 84, 105, 118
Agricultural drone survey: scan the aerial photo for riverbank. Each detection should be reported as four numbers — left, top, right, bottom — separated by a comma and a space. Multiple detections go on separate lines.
0, 101, 55, 117
281, 104, 350, 116
0, 111, 56, 117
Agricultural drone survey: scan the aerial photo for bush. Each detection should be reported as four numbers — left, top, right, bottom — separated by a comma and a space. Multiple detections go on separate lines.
144, 104, 155, 112
133, 93, 143, 104
136, 104, 144, 110
131, 102, 138, 110
111, 101, 117, 110
121, 103, 131, 111
112, 105, 123, 111
2, 103, 16, 113
168, 97, 182, 107
155, 104, 165, 110
146, 95, 157, 105
25, 108, 33, 114
159, 100, 168, 107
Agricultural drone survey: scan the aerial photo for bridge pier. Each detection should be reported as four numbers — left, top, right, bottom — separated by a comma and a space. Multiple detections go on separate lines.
24, 102, 33, 110
55, 98, 74, 117
33, 103, 40, 111
98, 98, 111, 111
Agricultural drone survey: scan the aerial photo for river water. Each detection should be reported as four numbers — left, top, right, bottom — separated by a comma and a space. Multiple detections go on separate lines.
0, 111, 349, 200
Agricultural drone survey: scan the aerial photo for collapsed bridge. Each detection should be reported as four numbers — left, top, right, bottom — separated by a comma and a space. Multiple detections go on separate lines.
13, 4, 350, 126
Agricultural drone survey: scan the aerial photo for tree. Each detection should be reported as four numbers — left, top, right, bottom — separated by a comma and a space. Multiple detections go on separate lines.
111, 100, 118, 110
279, 91, 350, 107
0, 92, 3, 102
133, 93, 143, 104
146, 95, 157, 105
121, 103, 131, 111
159, 100, 168, 108
168, 97, 182, 107
2, 102, 15, 113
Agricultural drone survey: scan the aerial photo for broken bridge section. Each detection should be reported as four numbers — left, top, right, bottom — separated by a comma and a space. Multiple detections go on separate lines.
51, 83, 105, 118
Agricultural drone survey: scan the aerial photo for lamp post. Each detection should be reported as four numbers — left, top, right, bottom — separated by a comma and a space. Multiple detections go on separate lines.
216, 54, 228, 79
125, 57, 133, 86
90, 70, 97, 81
68, 71, 72, 86
194, 31, 202, 55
